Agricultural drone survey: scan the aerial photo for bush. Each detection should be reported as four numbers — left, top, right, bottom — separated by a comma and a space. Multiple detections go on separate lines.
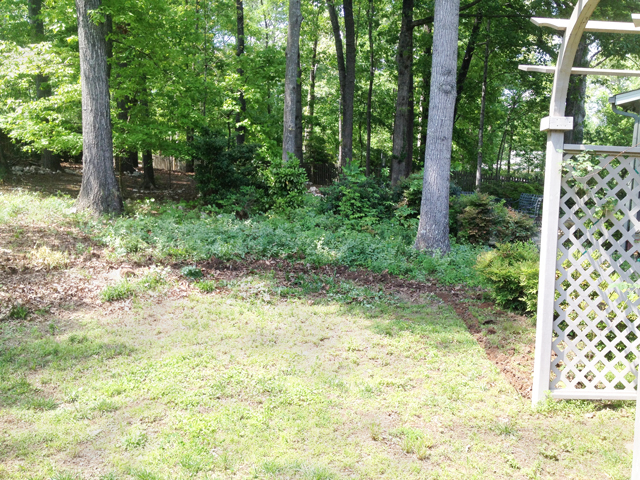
193, 133, 307, 215
449, 193, 537, 245
266, 157, 308, 211
481, 181, 543, 205
193, 134, 269, 216
398, 170, 463, 216
319, 165, 397, 226
475, 242, 539, 313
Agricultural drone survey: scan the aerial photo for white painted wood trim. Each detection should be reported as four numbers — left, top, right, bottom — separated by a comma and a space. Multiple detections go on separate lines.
563, 144, 640, 155
532, 0, 602, 407
549, 0, 602, 118
540, 116, 574, 132
552, 391, 640, 401
633, 14, 640, 28
520, 65, 640, 77
532, 17, 640, 34
532, 131, 564, 405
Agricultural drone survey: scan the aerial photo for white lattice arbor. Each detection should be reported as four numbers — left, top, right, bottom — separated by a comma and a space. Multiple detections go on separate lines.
522, 1, 640, 477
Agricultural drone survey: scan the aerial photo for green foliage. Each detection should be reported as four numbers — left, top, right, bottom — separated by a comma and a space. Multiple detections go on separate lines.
193, 134, 269, 216
480, 181, 543, 203
450, 193, 537, 245
266, 157, 308, 211
100, 268, 168, 302
100, 279, 136, 302
475, 242, 540, 313
9, 304, 29, 319
95, 198, 485, 287
451, 193, 496, 245
193, 133, 307, 215
319, 165, 397, 227
181, 265, 203, 280
195, 280, 217, 293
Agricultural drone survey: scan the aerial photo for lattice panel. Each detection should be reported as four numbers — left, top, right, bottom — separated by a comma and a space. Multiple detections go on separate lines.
552, 153, 640, 398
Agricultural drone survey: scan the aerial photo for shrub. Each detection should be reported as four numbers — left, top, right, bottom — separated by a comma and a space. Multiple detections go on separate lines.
398, 171, 463, 216
450, 193, 537, 245
481, 181, 543, 204
193, 133, 270, 216
319, 165, 396, 226
266, 157, 308, 211
475, 242, 539, 312
451, 193, 496, 244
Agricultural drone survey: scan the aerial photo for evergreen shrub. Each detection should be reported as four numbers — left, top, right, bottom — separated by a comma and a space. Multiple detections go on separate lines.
475, 241, 539, 313
450, 193, 537, 245
193, 133, 306, 215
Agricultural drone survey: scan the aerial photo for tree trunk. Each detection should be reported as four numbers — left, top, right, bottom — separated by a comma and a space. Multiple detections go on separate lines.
414, 0, 460, 254
305, 35, 319, 153
404, 73, 414, 178
419, 29, 432, 164
391, 0, 414, 185
327, 0, 355, 167
236, 0, 246, 145
475, 20, 490, 190
282, 0, 302, 162
454, 14, 482, 120
29, 0, 61, 171
75, 0, 123, 215
365, 0, 374, 177
295, 51, 304, 163
115, 94, 137, 174
342, 0, 356, 166
142, 150, 156, 190
564, 37, 590, 145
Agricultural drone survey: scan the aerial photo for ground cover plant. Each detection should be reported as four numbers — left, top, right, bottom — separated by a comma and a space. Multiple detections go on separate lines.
0, 188, 636, 479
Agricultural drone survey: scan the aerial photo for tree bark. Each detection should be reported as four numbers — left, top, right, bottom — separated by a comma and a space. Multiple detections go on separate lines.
295, 51, 304, 163
404, 73, 414, 178
75, 0, 123, 215
454, 14, 482, 121
419, 28, 432, 164
475, 20, 490, 190
327, 0, 355, 167
365, 0, 374, 177
236, 0, 246, 145
29, 0, 61, 171
414, 0, 460, 254
342, 0, 356, 166
564, 37, 590, 145
304, 35, 319, 153
282, 0, 302, 161
142, 150, 156, 190
391, 0, 414, 185
116, 97, 137, 174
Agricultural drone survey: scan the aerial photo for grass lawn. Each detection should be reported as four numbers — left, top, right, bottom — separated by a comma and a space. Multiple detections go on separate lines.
0, 190, 635, 479
1, 285, 635, 480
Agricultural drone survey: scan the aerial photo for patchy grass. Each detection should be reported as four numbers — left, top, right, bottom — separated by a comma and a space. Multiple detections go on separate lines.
0, 288, 635, 480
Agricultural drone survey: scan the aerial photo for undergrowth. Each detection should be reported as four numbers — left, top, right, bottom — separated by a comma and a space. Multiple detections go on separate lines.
93, 199, 487, 287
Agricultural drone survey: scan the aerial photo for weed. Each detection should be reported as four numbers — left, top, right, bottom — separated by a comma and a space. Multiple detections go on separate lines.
123, 429, 148, 450
195, 279, 216, 292
101, 279, 136, 302
9, 304, 29, 319
369, 421, 382, 441
181, 265, 203, 280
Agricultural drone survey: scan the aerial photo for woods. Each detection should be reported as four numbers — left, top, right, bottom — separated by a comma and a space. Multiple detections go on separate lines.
1, 0, 640, 217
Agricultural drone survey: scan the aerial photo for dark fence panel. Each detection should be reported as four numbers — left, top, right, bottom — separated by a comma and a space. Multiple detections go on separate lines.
451, 171, 543, 192
301, 163, 340, 185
